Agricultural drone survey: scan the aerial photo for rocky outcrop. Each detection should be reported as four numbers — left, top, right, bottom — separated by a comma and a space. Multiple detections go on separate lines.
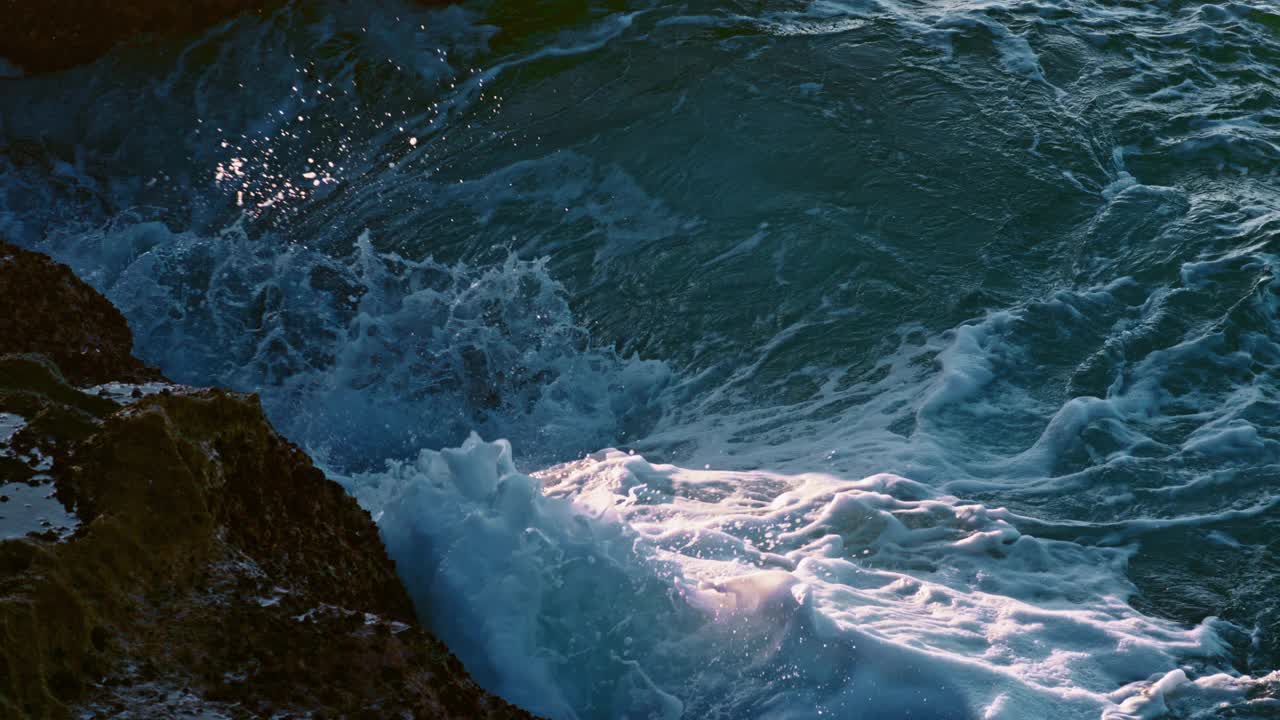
0, 0, 455, 75
0, 1, 281, 75
0, 245, 160, 386
0, 240, 537, 719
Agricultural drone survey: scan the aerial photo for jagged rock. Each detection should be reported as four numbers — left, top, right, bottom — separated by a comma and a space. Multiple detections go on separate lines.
0, 241, 537, 719
0, 1, 281, 75
0, 243, 161, 386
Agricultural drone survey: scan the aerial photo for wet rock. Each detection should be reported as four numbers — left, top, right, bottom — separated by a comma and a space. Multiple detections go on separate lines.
0, 1, 282, 75
0, 242, 538, 719
0, 242, 162, 386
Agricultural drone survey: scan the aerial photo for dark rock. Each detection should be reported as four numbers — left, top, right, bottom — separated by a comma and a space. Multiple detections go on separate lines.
0, 0, 456, 76
0, 242, 162, 386
0, 243, 539, 719
0, 1, 282, 75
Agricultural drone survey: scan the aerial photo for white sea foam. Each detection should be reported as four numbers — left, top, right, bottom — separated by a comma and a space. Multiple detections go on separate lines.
21, 216, 670, 470
84, 381, 183, 405
3, 0, 1278, 716
344, 435, 1273, 720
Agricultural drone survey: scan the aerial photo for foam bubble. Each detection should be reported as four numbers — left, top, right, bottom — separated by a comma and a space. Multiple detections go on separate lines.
345, 435, 1267, 720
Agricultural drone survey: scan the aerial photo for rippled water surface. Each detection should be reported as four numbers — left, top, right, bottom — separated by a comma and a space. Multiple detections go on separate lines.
3, 1, 1279, 717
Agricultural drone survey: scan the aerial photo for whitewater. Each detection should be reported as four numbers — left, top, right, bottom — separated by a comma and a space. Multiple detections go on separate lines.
2, 0, 1279, 717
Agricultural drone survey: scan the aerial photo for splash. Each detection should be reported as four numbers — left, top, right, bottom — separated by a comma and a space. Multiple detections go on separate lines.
24, 217, 669, 470
3, 0, 1280, 717
345, 435, 1278, 719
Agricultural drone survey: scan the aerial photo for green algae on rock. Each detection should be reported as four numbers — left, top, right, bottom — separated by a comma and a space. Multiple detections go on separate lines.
0, 241, 538, 719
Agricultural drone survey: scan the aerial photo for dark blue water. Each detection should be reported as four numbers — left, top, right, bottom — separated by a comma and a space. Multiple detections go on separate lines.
2, 1, 1279, 717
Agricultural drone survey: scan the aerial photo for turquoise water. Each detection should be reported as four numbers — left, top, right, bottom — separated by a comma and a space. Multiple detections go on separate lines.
2, 1, 1279, 717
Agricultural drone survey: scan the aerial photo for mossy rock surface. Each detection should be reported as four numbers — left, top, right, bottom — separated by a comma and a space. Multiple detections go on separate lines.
0, 241, 538, 719
0, 244, 160, 386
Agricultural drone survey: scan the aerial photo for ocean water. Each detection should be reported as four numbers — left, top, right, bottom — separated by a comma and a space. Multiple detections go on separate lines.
2, 0, 1279, 717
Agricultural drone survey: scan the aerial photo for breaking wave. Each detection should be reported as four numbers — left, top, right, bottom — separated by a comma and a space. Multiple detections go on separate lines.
3, 0, 1280, 717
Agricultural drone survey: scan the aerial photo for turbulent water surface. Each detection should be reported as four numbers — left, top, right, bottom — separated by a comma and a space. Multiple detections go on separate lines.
3, 0, 1280, 717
